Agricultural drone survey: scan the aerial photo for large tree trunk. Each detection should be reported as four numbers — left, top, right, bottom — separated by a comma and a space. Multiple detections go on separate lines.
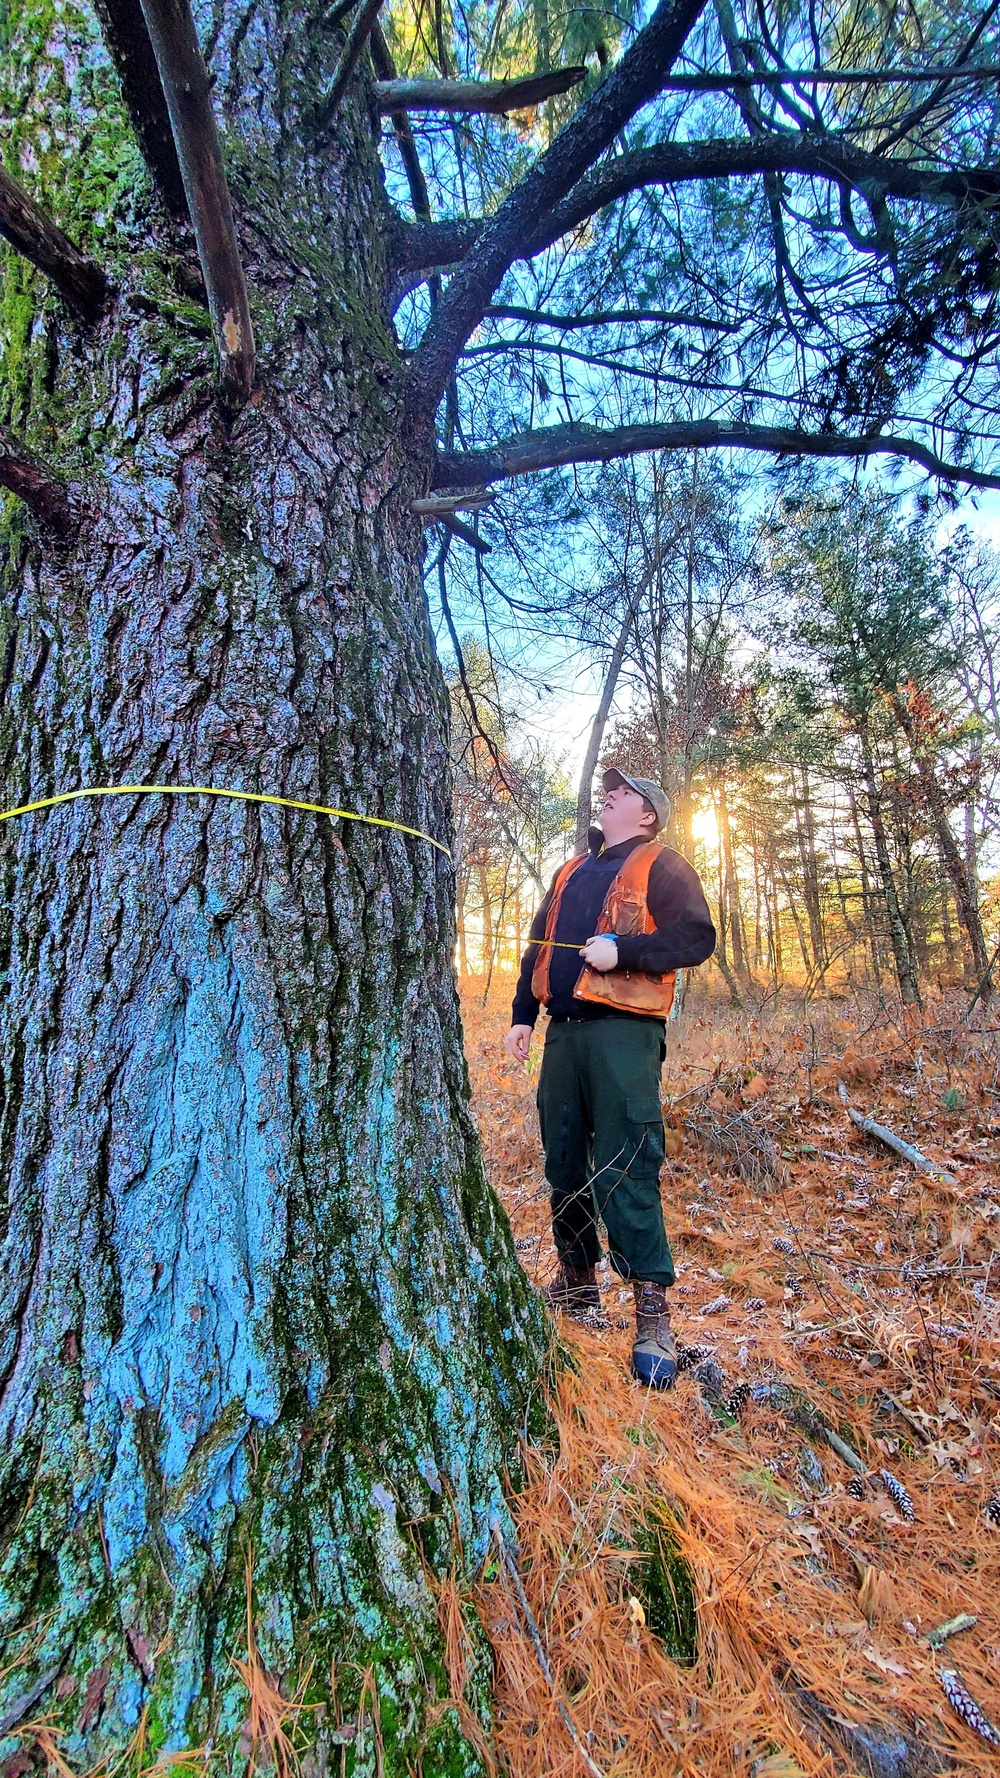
0, 2, 545, 1769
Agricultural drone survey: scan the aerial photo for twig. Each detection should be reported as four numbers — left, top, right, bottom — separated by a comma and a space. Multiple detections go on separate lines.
927, 1612, 977, 1649
494, 1523, 607, 1778
0, 1666, 64, 1737
837, 1082, 958, 1184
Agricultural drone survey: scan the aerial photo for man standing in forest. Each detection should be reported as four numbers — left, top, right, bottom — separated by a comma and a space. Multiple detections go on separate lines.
504, 769, 716, 1388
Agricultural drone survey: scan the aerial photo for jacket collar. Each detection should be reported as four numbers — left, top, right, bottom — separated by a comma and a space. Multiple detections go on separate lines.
587, 828, 654, 861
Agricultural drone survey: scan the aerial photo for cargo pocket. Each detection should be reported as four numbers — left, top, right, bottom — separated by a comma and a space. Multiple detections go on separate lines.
626, 1098, 665, 1171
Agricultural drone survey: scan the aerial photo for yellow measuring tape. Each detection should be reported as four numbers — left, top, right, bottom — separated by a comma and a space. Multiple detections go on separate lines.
0, 785, 451, 857
535, 937, 614, 949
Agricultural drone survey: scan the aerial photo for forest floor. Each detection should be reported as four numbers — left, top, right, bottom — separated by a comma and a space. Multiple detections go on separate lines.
459, 974, 1000, 1778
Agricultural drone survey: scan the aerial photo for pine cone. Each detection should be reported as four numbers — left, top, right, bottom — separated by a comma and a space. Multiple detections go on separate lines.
986, 1489, 1000, 1528
846, 1476, 866, 1500
772, 1236, 795, 1254
784, 1274, 804, 1298
743, 1296, 766, 1314
939, 1669, 1000, 1747
700, 1294, 732, 1316
880, 1469, 915, 1521
727, 1383, 752, 1417
676, 1343, 713, 1373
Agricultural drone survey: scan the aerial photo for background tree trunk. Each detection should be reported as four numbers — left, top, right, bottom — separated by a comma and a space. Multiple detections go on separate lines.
0, 2, 545, 1768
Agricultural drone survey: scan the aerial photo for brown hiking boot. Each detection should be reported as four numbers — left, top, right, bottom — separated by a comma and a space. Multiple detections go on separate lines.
631, 1281, 677, 1389
541, 1262, 600, 1322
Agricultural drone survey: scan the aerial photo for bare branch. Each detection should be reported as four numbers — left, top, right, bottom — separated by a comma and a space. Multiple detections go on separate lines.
372, 25, 434, 229
91, 0, 187, 214
139, 0, 255, 408
411, 489, 495, 515
439, 512, 492, 553
405, 0, 708, 422
434, 419, 1000, 492
314, 0, 384, 126
0, 427, 73, 534
376, 67, 585, 114
0, 165, 107, 318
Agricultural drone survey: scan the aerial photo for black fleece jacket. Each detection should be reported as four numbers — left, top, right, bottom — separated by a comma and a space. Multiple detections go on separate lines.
511, 829, 716, 1026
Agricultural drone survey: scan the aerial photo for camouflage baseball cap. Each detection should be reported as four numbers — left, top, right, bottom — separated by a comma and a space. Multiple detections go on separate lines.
602, 767, 671, 833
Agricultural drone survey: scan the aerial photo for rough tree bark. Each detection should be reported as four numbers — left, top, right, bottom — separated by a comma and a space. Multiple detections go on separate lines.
0, 0, 546, 1770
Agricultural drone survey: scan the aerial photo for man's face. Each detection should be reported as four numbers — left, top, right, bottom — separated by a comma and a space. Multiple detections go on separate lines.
600, 780, 655, 844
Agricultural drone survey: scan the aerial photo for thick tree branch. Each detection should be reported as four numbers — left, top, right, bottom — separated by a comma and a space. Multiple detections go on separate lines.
92, 0, 187, 214
391, 137, 1000, 282
433, 419, 1000, 492
390, 216, 480, 274
529, 137, 1000, 258
0, 427, 73, 534
376, 68, 585, 114
0, 165, 108, 318
138, 0, 255, 408
405, 0, 708, 421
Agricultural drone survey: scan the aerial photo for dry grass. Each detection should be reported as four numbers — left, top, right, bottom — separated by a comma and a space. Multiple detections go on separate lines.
462, 973, 1000, 1777
229, 1547, 314, 1778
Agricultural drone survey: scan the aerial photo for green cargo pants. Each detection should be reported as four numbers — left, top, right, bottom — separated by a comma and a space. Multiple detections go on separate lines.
536, 1015, 675, 1287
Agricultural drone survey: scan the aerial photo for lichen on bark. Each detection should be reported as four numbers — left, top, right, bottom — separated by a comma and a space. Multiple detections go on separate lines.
0, 0, 548, 1767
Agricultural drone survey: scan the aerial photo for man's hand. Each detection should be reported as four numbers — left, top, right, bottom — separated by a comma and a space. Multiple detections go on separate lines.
504, 1024, 534, 1062
580, 935, 619, 972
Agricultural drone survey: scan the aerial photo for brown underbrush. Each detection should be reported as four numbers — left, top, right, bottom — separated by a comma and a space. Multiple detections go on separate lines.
461, 974, 1000, 1778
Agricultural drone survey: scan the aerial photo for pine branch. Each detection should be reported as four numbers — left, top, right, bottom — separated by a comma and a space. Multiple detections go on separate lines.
433, 418, 1000, 492
524, 136, 1000, 259
0, 427, 73, 534
138, 0, 255, 408
659, 62, 1000, 89
0, 165, 107, 319
91, 0, 187, 214
375, 67, 585, 114
484, 303, 737, 330
405, 0, 707, 421
392, 136, 1000, 278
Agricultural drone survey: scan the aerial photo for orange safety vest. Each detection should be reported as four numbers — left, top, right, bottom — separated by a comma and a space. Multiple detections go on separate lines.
530, 841, 677, 1018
